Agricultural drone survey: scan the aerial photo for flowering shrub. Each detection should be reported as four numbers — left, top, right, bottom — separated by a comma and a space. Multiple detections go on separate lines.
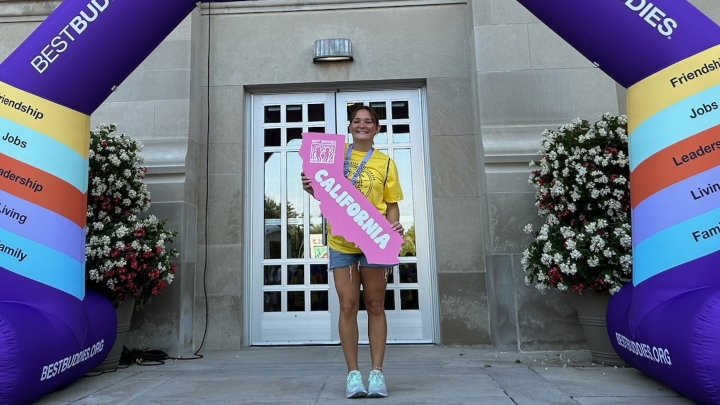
521, 114, 632, 295
85, 124, 178, 308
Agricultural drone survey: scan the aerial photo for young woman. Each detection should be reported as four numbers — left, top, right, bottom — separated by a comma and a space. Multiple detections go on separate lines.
301, 106, 404, 398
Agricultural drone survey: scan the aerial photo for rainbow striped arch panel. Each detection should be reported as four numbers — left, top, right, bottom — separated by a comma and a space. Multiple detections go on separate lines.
0, 1, 238, 404
516, 1, 720, 403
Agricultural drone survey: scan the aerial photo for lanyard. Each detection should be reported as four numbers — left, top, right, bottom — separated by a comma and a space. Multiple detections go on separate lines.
343, 144, 373, 186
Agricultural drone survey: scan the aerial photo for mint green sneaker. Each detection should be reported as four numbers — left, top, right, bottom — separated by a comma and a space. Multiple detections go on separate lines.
345, 370, 368, 398
367, 369, 388, 398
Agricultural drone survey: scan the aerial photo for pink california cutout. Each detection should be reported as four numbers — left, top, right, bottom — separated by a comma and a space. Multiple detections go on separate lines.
300, 132, 403, 265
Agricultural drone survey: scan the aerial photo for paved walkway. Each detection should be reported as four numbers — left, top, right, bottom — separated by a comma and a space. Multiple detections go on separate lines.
33, 346, 695, 405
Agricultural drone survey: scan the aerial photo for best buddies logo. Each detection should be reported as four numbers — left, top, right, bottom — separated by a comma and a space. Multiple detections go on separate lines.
300, 132, 402, 265
310, 139, 337, 164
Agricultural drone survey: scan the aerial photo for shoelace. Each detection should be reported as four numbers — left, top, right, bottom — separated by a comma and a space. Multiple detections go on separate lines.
368, 371, 384, 386
348, 371, 363, 385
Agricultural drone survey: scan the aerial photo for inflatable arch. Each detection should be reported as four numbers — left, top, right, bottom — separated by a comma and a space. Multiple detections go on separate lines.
0, 1, 234, 404
516, 1, 720, 404
4, 0, 720, 403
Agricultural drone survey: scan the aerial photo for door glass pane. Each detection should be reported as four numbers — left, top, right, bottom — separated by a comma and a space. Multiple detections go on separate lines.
399, 263, 418, 283
346, 102, 364, 118
288, 265, 304, 285
286, 104, 302, 122
400, 289, 419, 310
308, 103, 325, 122
309, 198, 327, 259
264, 152, 282, 259
311, 291, 329, 311
264, 265, 281, 285
308, 126, 325, 133
369, 101, 387, 120
391, 101, 409, 119
375, 125, 388, 144
264, 128, 281, 147
392, 124, 411, 144
264, 291, 281, 312
309, 233, 325, 259
287, 152, 304, 258
287, 127, 303, 146
265, 105, 281, 123
310, 264, 328, 284
384, 290, 395, 310
287, 291, 305, 311
394, 149, 415, 257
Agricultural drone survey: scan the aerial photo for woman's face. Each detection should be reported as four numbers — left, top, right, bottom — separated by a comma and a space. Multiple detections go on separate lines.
349, 109, 378, 143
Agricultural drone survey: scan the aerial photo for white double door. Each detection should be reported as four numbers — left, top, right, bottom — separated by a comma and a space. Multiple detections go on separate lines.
249, 89, 435, 345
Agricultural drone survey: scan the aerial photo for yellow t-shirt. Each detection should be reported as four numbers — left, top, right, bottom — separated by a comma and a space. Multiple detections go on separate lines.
327, 144, 404, 253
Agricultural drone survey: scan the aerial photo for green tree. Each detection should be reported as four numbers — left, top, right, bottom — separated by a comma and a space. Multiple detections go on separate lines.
264, 195, 281, 219
264, 195, 299, 219
309, 222, 324, 235
399, 224, 416, 257
264, 195, 304, 258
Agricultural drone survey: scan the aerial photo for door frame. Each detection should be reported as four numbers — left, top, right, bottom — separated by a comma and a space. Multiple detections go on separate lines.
242, 84, 440, 346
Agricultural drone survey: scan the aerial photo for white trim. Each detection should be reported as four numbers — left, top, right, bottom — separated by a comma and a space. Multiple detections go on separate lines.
419, 85, 441, 344
245, 80, 427, 96
243, 92, 255, 346
202, 0, 466, 15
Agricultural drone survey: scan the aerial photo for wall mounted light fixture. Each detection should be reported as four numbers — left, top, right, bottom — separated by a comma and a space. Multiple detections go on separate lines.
313, 38, 353, 62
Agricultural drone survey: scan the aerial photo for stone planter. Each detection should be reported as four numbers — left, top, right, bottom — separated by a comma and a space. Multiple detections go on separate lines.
93, 297, 135, 372
573, 291, 627, 366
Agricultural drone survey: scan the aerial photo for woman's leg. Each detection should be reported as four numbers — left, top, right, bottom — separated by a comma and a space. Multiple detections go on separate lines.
333, 263, 362, 372
360, 267, 388, 370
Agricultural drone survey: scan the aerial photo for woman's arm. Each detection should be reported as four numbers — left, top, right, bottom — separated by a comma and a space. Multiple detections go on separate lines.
386, 202, 404, 234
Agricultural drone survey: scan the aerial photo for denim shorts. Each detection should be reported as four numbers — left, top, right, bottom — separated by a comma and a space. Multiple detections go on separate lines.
328, 248, 389, 270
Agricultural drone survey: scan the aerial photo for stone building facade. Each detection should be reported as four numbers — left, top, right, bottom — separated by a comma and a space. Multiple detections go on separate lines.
1, 0, 717, 355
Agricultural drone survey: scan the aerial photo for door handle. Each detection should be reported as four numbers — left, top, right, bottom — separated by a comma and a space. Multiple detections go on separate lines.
322, 215, 327, 246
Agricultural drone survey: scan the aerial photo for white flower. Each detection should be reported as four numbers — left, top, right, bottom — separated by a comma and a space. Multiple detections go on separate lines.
541, 253, 553, 265
524, 114, 631, 294
115, 226, 128, 238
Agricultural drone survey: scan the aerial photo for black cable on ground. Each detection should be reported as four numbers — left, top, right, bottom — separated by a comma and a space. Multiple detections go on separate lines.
194, 0, 213, 358
120, 346, 170, 366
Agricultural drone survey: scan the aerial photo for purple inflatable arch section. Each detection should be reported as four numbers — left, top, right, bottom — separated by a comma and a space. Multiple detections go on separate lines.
0, 1, 237, 404
516, 1, 720, 403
